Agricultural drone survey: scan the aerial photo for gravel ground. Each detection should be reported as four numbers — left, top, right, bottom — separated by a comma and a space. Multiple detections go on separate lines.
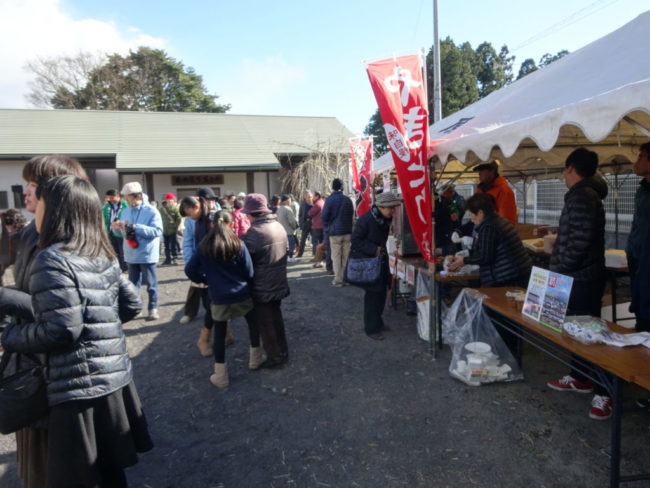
1, 256, 650, 487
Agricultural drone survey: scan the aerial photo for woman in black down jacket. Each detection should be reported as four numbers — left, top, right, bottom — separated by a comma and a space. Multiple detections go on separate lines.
449, 193, 531, 355
2, 176, 152, 487
449, 193, 531, 287
350, 192, 402, 340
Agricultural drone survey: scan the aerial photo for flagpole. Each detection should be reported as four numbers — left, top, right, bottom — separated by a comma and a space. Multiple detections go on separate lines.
432, 0, 442, 123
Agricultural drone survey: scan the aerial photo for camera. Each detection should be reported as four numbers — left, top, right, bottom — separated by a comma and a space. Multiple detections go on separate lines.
125, 223, 138, 248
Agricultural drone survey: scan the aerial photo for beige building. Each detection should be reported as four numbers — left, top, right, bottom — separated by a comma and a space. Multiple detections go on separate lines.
0, 109, 353, 211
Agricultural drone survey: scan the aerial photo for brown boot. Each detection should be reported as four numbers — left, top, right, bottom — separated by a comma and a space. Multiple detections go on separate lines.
225, 325, 234, 347
209, 363, 229, 388
248, 347, 264, 370
196, 328, 213, 357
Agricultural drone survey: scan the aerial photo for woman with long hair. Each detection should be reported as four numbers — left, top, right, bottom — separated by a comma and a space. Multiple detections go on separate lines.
185, 211, 262, 387
1, 175, 152, 487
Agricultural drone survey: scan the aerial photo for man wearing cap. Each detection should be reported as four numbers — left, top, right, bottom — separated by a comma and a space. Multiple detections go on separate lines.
474, 161, 517, 225
112, 182, 163, 320
240, 193, 290, 367
160, 192, 182, 265
321, 178, 354, 286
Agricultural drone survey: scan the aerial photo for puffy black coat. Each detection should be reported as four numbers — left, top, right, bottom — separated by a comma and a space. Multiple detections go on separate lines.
350, 206, 391, 291
11, 221, 39, 293
321, 191, 354, 236
2, 244, 141, 406
550, 176, 607, 282
465, 213, 532, 287
241, 215, 290, 302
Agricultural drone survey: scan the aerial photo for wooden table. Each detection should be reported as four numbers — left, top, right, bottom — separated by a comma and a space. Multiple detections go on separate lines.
477, 287, 650, 487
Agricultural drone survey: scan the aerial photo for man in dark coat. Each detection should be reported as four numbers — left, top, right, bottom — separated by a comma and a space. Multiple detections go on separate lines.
625, 141, 650, 331
297, 190, 313, 257
321, 178, 354, 287
546, 148, 611, 420
240, 193, 290, 367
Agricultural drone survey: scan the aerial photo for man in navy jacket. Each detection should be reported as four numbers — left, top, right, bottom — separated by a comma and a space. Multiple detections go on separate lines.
321, 178, 354, 286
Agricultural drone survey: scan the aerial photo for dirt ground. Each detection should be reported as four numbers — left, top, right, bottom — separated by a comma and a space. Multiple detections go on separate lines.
1, 256, 650, 488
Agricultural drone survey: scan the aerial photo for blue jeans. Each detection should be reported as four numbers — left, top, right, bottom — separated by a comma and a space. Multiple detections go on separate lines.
128, 263, 158, 310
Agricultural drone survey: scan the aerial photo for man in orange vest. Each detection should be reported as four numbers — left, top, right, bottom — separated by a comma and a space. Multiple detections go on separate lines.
474, 160, 517, 225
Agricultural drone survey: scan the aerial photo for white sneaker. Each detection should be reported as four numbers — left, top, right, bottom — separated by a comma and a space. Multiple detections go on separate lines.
179, 315, 192, 325
147, 308, 159, 321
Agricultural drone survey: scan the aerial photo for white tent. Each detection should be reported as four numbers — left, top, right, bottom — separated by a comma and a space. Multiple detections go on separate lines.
374, 11, 650, 180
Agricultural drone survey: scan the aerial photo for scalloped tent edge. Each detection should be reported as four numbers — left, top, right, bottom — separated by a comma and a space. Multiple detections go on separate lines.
373, 11, 650, 183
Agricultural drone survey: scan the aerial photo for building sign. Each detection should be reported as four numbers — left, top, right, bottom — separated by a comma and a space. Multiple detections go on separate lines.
171, 174, 224, 186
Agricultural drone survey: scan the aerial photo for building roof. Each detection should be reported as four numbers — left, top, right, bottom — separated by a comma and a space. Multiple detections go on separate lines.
0, 109, 354, 172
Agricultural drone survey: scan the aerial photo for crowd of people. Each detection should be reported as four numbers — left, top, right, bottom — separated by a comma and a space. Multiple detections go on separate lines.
0, 142, 648, 486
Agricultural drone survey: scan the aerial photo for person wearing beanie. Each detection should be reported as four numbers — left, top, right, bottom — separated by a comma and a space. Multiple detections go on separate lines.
160, 192, 182, 265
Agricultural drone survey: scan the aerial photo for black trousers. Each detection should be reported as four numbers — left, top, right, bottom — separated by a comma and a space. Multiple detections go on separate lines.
568, 278, 608, 395
297, 224, 312, 257
363, 288, 387, 335
109, 234, 127, 272
184, 286, 212, 328
212, 317, 260, 363
163, 234, 179, 262
247, 300, 287, 359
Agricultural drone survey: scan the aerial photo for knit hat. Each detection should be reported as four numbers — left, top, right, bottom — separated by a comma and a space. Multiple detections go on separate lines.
120, 181, 143, 195
242, 193, 271, 214
164, 192, 176, 201
375, 192, 402, 207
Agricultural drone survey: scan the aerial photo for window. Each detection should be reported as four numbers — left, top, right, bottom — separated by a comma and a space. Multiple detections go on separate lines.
0, 191, 8, 209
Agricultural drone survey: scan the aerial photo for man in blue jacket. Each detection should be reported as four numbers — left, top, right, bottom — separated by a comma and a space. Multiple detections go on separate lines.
321, 178, 354, 287
112, 181, 163, 320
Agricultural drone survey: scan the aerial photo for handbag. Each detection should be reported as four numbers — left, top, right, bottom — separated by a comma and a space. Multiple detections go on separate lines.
345, 256, 383, 286
0, 352, 49, 434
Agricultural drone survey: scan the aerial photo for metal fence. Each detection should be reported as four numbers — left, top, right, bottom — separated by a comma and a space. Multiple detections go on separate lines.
453, 174, 642, 248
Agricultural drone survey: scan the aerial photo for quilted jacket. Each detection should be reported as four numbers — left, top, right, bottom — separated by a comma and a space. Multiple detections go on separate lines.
2, 244, 141, 406
550, 175, 607, 282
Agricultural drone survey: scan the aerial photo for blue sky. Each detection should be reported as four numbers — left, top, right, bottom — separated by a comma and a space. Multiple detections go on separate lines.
1, 0, 647, 134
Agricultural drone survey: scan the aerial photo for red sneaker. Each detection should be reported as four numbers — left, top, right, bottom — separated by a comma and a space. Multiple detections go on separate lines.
589, 395, 612, 420
546, 375, 594, 393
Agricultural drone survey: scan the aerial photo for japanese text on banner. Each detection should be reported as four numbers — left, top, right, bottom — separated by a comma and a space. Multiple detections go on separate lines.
366, 54, 433, 262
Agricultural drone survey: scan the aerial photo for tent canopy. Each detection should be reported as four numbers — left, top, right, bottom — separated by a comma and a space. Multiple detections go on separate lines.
374, 11, 650, 181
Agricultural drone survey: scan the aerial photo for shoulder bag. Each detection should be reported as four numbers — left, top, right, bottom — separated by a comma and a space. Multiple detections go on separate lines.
0, 351, 49, 434
345, 255, 383, 286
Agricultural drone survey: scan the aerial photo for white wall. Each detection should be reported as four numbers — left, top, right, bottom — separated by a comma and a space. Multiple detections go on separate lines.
0, 160, 31, 215
253, 172, 268, 195
94, 169, 120, 197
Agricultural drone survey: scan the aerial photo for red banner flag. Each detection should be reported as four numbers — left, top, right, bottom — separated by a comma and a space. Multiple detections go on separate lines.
366, 54, 433, 262
349, 137, 373, 217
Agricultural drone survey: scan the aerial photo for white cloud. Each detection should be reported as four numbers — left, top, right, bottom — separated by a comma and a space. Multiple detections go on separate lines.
0, 0, 165, 108
218, 56, 307, 114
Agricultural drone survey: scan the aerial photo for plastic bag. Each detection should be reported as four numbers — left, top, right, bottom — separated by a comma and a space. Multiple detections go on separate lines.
562, 316, 611, 345
442, 288, 523, 386
415, 272, 430, 341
